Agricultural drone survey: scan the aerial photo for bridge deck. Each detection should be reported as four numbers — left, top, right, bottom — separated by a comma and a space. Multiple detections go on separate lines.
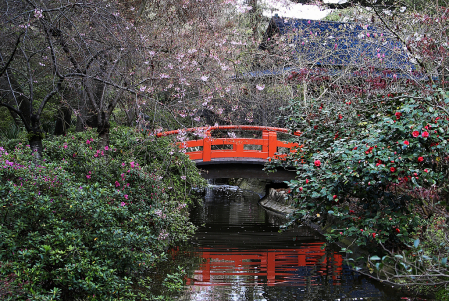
194, 158, 267, 165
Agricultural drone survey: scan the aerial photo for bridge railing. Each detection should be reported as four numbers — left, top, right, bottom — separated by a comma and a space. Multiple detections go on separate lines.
185, 243, 343, 286
156, 125, 301, 162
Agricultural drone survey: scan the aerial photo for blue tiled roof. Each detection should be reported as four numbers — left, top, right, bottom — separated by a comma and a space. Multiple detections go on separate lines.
252, 17, 416, 78
236, 65, 421, 80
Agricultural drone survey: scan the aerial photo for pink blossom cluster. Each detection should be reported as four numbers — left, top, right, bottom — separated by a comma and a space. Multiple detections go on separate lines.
158, 229, 169, 240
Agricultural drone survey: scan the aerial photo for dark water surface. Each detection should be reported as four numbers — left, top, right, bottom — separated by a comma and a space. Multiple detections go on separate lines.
178, 185, 404, 301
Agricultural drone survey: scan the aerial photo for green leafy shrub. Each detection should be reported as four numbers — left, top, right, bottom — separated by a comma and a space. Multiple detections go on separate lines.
0, 127, 205, 299
277, 92, 449, 260
436, 288, 449, 301
0, 124, 23, 140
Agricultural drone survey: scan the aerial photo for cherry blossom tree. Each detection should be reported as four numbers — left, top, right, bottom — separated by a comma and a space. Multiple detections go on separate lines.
0, 0, 145, 156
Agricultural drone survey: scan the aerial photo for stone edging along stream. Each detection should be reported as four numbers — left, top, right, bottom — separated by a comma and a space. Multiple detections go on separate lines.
258, 188, 295, 215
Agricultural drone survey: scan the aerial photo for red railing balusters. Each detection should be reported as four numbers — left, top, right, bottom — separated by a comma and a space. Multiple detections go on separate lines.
156, 125, 301, 162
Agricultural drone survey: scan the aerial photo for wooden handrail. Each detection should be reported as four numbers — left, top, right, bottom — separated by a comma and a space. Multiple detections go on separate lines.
156, 125, 301, 162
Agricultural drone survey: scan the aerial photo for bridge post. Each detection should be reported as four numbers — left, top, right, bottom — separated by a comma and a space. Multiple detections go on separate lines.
203, 132, 211, 162
262, 131, 269, 153
235, 138, 244, 155
267, 251, 275, 286
268, 132, 277, 158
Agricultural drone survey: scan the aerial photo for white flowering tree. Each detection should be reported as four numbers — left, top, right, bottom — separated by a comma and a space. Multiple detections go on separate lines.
0, 0, 145, 155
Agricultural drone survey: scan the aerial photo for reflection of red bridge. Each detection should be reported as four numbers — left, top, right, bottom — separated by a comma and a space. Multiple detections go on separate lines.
156, 125, 301, 163
185, 243, 343, 286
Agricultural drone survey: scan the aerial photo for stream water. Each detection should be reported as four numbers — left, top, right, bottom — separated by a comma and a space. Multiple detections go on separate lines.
174, 184, 405, 301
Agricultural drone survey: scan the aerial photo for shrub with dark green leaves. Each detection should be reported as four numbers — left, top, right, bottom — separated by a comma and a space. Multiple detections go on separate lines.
0, 127, 205, 299
272, 89, 449, 291
276, 92, 449, 264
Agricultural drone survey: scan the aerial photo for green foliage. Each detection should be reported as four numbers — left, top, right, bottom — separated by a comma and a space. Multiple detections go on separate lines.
0, 109, 16, 131
0, 127, 205, 299
363, 216, 448, 295
422, 217, 449, 257
276, 90, 449, 274
436, 288, 449, 301
0, 124, 24, 140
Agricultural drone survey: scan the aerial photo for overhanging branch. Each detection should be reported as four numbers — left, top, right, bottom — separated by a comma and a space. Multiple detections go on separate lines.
0, 32, 24, 78
0, 102, 31, 132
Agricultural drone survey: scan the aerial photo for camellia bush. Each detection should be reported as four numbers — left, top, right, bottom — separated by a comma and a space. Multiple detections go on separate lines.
272, 89, 449, 290
0, 127, 205, 300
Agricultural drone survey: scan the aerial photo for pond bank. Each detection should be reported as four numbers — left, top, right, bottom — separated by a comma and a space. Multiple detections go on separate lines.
257, 187, 438, 300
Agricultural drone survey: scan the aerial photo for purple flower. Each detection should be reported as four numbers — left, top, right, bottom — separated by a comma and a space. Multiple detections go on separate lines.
121, 201, 126, 206
124, 195, 128, 200
104, 146, 109, 151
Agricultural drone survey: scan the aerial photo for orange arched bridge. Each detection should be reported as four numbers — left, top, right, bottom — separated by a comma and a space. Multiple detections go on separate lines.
157, 125, 301, 180
156, 125, 301, 163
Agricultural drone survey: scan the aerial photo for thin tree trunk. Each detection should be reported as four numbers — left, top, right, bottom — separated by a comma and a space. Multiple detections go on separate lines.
54, 105, 71, 135
97, 111, 110, 148
0, 72, 32, 127
29, 114, 43, 161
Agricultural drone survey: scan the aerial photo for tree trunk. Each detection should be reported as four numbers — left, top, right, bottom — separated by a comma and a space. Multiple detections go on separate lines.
97, 112, 110, 148
248, 0, 260, 39
29, 114, 43, 161
54, 105, 72, 135
29, 133, 43, 161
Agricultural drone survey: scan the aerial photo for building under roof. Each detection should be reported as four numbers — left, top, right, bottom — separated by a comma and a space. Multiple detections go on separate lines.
237, 16, 418, 81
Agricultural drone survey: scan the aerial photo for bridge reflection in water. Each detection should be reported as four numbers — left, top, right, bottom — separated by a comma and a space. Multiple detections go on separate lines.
177, 185, 401, 300
186, 244, 343, 287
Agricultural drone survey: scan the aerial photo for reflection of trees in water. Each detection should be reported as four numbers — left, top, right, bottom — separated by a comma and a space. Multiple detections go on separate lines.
174, 185, 402, 300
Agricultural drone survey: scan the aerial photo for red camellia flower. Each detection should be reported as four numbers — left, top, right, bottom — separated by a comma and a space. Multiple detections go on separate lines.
333, 195, 337, 199
418, 157, 424, 162
299, 187, 303, 191
395, 228, 400, 233
372, 233, 376, 238
390, 167, 396, 172
314, 160, 321, 167
306, 179, 309, 184
424, 169, 429, 173
403, 140, 409, 145
412, 131, 419, 137
395, 112, 402, 119
422, 131, 429, 138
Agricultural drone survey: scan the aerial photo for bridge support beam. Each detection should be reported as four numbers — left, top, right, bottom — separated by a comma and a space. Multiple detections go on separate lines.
197, 162, 296, 181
